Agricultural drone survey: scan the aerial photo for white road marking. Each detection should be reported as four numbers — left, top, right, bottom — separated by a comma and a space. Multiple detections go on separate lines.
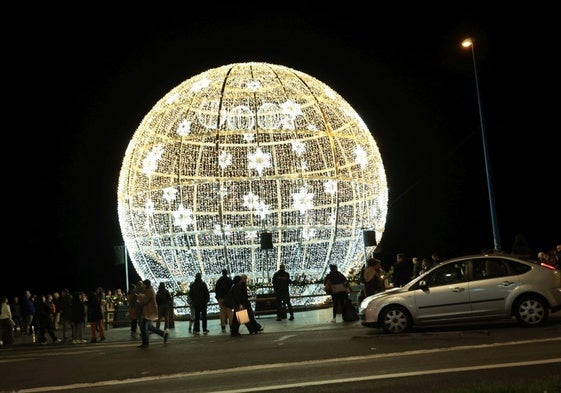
208, 358, 561, 393
17, 337, 561, 392
275, 335, 296, 341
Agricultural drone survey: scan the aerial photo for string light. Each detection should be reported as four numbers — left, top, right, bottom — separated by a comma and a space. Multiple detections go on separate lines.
117, 62, 388, 309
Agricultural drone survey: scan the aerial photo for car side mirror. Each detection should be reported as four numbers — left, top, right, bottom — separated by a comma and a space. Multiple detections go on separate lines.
418, 280, 428, 289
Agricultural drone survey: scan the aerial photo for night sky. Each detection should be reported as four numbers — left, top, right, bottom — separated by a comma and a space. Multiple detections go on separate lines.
5, 8, 557, 298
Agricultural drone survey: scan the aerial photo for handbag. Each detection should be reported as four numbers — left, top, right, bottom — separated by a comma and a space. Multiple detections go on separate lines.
236, 308, 250, 324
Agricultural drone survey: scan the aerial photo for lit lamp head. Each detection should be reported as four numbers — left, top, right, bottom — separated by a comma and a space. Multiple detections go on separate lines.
461, 38, 473, 48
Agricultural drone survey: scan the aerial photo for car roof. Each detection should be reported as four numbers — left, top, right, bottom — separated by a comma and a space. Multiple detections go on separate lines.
441, 253, 539, 264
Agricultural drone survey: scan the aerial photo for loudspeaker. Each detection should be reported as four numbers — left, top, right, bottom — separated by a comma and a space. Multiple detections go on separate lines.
113, 245, 126, 265
260, 232, 273, 250
363, 230, 377, 247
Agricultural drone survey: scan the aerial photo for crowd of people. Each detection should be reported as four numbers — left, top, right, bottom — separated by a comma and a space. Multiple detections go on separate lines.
537, 244, 561, 269
0, 266, 297, 346
2, 244, 559, 348
0, 282, 174, 348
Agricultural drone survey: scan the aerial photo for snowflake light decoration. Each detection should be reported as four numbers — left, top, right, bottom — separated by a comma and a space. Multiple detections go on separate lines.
117, 62, 388, 307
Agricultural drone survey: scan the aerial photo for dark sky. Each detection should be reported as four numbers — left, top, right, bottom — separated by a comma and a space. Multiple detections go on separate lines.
5, 8, 558, 298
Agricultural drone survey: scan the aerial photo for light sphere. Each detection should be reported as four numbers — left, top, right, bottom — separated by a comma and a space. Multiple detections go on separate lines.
117, 62, 388, 306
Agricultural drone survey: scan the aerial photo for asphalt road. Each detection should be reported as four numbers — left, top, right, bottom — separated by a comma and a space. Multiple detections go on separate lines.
1, 308, 560, 392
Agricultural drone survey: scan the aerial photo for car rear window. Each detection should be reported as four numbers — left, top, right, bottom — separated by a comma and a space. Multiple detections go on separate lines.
505, 259, 532, 274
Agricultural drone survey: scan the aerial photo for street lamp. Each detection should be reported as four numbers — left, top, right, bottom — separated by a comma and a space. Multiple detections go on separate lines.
461, 38, 501, 252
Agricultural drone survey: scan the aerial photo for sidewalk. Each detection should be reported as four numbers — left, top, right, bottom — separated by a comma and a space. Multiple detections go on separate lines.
9, 306, 356, 347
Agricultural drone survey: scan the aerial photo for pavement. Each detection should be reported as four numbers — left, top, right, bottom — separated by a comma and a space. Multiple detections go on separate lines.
7, 306, 356, 348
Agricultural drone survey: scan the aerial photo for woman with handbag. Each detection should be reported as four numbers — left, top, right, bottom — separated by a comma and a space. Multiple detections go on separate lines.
228, 275, 262, 336
227, 276, 244, 336
323, 264, 349, 323
240, 275, 263, 334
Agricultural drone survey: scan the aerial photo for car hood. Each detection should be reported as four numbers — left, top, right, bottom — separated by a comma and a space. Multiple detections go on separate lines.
359, 287, 406, 310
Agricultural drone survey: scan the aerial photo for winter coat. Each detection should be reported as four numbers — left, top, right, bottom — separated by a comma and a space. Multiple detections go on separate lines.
214, 275, 233, 299
156, 287, 172, 306
21, 296, 35, 317
272, 270, 292, 293
137, 286, 159, 321
189, 278, 210, 308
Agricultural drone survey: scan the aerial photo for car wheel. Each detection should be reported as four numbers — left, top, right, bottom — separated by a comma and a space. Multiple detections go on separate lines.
514, 295, 548, 327
379, 306, 411, 333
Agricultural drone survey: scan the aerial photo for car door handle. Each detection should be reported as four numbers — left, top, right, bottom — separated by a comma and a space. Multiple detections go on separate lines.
452, 287, 464, 292
500, 281, 514, 286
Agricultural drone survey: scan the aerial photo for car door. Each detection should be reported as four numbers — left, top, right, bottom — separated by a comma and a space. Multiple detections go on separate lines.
413, 260, 470, 323
468, 257, 519, 318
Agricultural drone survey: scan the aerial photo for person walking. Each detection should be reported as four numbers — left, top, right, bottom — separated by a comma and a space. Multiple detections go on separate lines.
156, 282, 173, 332
272, 264, 294, 321
189, 273, 210, 335
136, 279, 168, 348
227, 276, 244, 336
324, 264, 349, 323
240, 274, 263, 333
34, 294, 61, 344
226, 275, 262, 335
214, 269, 233, 333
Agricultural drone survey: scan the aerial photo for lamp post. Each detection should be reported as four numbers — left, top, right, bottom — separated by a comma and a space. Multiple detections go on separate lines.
461, 38, 501, 252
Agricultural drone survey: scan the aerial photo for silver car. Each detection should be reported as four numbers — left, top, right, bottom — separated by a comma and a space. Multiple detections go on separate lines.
359, 253, 561, 333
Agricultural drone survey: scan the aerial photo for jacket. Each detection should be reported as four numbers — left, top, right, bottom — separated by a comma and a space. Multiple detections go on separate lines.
214, 275, 233, 299
272, 270, 292, 293
189, 278, 210, 308
156, 288, 172, 306
21, 296, 35, 317
137, 286, 159, 321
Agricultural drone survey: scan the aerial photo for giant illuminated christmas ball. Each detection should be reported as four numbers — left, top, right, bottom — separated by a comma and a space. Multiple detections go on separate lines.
117, 62, 388, 304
